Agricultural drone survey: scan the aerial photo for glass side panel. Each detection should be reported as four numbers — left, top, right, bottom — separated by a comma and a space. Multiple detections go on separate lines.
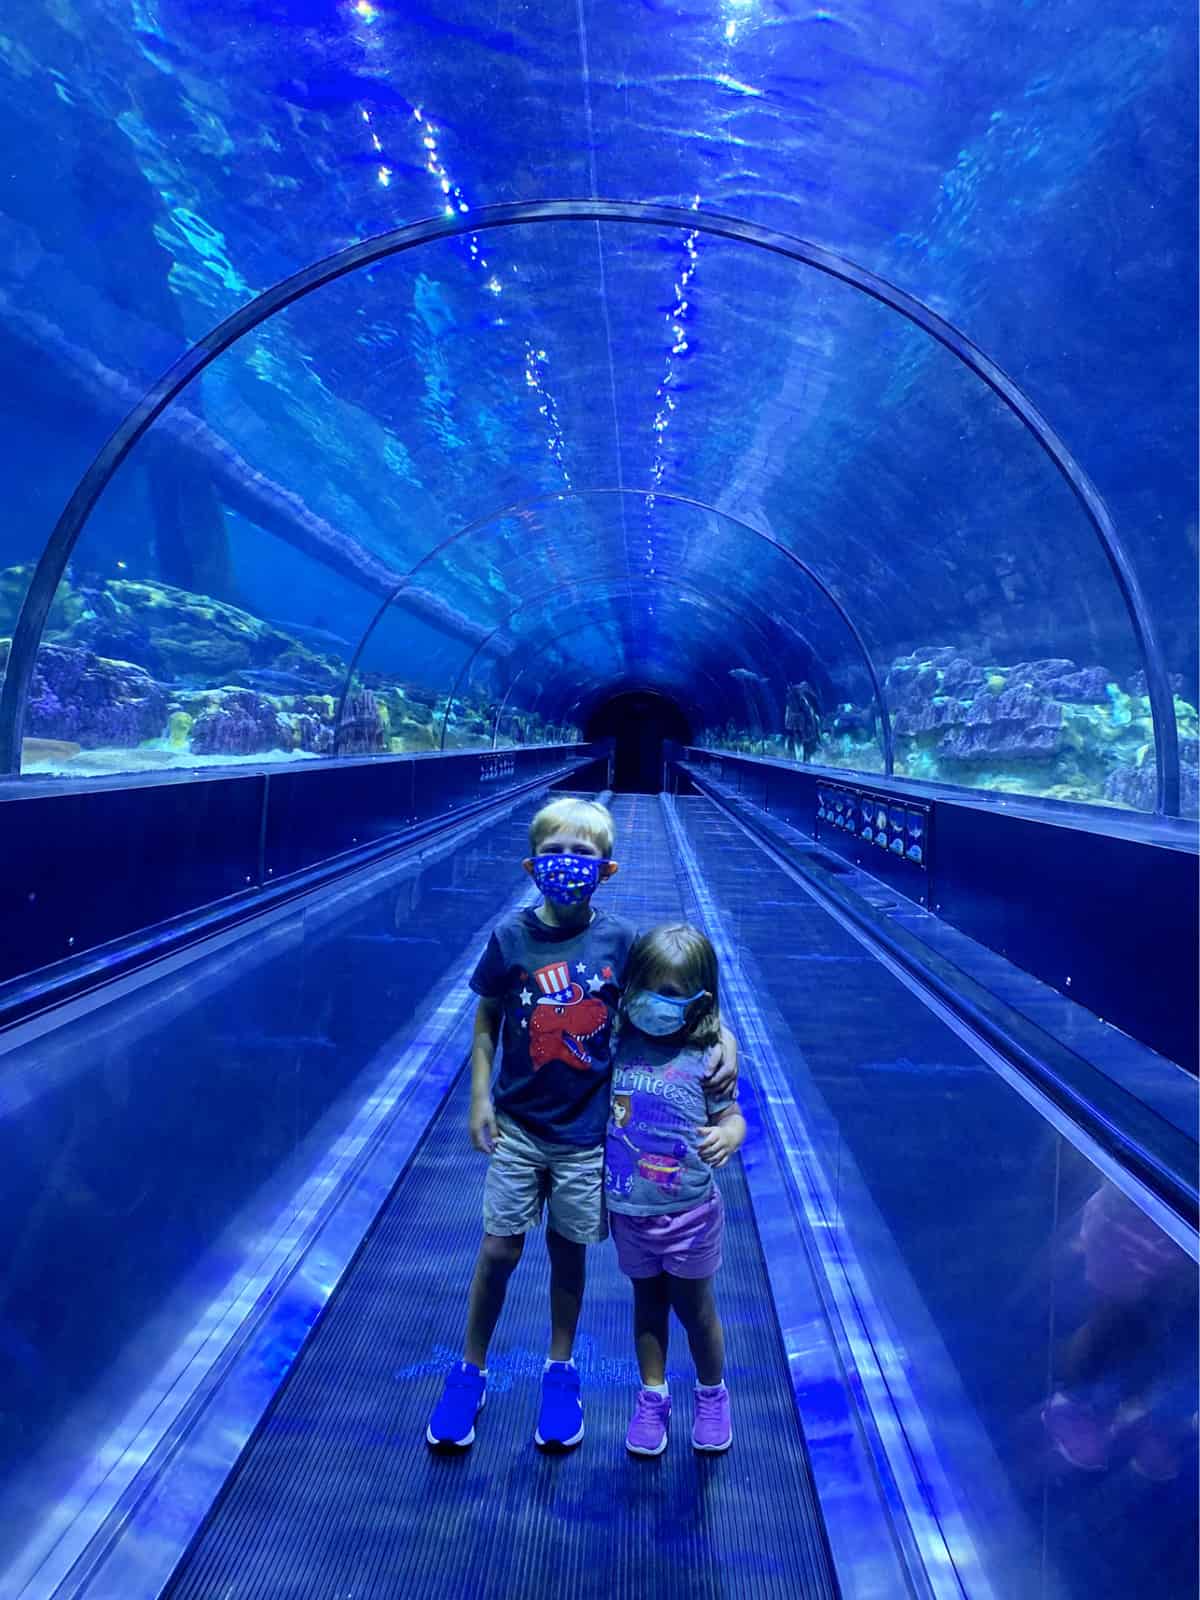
0, 795, 537, 1583
337, 597, 474, 758
476, 589, 770, 748
20, 454, 380, 776
1045, 1151, 1197, 1597
678, 796, 1198, 1599
605, 229, 1159, 808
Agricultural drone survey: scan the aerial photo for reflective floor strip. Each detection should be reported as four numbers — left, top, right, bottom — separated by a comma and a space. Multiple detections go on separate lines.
661, 794, 995, 1600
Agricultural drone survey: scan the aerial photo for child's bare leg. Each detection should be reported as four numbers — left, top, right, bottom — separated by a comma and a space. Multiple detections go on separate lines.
463, 1232, 525, 1367
546, 1227, 586, 1361
633, 1274, 671, 1385
667, 1275, 724, 1386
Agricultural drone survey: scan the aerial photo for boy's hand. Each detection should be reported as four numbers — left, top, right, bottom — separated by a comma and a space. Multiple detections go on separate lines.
701, 1024, 739, 1096
696, 1122, 739, 1168
470, 1095, 500, 1154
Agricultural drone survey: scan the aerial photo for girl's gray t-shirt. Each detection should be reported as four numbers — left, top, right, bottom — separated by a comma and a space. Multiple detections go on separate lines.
604, 1033, 735, 1216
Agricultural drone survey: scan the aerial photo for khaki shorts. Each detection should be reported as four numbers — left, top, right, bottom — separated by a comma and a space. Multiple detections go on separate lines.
483, 1113, 608, 1244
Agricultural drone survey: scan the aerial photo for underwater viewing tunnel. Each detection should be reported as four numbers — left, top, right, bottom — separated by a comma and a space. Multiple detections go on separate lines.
0, 4, 1196, 1599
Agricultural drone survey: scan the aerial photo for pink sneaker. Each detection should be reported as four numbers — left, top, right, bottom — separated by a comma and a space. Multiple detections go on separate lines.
692, 1383, 733, 1453
1042, 1392, 1110, 1471
626, 1389, 671, 1456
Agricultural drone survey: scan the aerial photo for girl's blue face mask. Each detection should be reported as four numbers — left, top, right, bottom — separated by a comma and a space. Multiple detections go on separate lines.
531, 852, 608, 906
625, 988, 709, 1038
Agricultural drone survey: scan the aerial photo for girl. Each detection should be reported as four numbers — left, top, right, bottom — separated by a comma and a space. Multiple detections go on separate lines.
605, 923, 746, 1456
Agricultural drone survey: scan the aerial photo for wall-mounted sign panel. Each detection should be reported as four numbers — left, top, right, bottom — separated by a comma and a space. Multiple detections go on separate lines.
815, 781, 931, 901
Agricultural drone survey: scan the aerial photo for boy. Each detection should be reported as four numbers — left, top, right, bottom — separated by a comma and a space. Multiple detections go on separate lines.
426, 797, 737, 1452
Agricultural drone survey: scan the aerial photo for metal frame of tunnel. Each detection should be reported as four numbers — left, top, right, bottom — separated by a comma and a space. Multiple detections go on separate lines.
529, 673, 702, 742
423, 572, 786, 752
336, 573, 772, 756
499, 631, 728, 751
482, 577, 825, 751
332, 511, 789, 750
559, 677, 710, 743
493, 645, 694, 749
332, 484, 894, 769
0, 198, 1178, 813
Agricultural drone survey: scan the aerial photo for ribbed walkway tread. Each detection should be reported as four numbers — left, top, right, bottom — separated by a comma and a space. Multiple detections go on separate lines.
165, 797, 836, 1600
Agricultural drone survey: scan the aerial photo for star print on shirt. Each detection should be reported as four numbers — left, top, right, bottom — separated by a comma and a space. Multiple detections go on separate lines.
576, 962, 589, 975
519, 987, 533, 1007
601, 966, 613, 980
586, 972, 604, 994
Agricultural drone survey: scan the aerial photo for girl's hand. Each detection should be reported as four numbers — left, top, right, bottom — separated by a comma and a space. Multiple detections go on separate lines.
696, 1122, 738, 1168
470, 1096, 500, 1154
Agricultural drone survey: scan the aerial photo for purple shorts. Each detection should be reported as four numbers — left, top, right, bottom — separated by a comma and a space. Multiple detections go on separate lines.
610, 1186, 724, 1280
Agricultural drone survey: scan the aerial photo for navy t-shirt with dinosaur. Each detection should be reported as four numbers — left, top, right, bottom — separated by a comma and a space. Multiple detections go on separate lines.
470, 907, 637, 1148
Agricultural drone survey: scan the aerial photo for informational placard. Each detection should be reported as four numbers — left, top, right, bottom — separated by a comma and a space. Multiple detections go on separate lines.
816, 781, 930, 875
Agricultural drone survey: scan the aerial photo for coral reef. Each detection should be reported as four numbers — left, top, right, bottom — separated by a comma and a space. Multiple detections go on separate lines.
705, 642, 1199, 815
188, 690, 288, 756
1, 565, 84, 636
338, 690, 386, 756
1103, 737, 1199, 815
4, 640, 169, 748
69, 576, 345, 689
1, 565, 345, 690
2, 567, 572, 774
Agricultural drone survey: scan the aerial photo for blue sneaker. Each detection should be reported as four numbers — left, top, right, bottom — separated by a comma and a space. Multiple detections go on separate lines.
426, 1360, 486, 1450
534, 1360, 584, 1451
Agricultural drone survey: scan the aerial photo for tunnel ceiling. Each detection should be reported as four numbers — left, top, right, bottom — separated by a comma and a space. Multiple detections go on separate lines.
0, 0, 1194, 791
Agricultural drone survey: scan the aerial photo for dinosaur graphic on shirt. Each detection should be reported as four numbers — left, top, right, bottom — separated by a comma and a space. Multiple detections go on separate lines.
528, 960, 610, 1072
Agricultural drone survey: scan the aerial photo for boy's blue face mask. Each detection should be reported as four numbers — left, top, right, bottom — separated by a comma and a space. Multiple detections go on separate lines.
531, 852, 608, 906
626, 989, 709, 1038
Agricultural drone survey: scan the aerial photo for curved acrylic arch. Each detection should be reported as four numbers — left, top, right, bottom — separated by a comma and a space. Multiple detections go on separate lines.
506, 651, 732, 753
486, 588, 814, 749
335, 485, 893, 769
336, 578, 757, 757
489, 601, 780, 745
336, 562, 785, 754
445, 580, 788, 748
423, 572, 785, 752
0, 197, 1175, 810
493, 647, 683, 749
524, 656, 761, 742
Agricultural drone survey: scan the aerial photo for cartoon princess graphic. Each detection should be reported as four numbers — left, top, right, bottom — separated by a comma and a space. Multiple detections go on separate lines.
605, 1088, 688, 1197
606, 1093, 640, 1198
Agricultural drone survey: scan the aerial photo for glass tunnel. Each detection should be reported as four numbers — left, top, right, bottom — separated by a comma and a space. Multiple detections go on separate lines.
2, 205, 1195, 806
0, 4, 1195, 1600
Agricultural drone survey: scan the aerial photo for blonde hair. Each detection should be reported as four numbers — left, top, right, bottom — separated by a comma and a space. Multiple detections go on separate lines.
529, 797, 615, 858
622, 923, 722, 1048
